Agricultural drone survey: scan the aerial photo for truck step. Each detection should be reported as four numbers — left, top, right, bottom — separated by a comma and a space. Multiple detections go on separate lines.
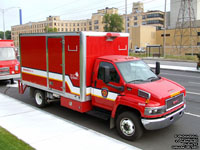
86, 110, 110, 120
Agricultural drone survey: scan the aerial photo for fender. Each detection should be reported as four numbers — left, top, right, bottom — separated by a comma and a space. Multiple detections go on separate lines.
111, 94, 145, 118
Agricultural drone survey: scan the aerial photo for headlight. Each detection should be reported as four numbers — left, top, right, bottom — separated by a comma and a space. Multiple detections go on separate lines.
15, 65, 19, 71
144, 106, 166, 116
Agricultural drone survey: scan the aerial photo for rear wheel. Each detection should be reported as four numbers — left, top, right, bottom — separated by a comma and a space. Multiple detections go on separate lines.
10, 79, 14, 84
116, 111, 143, 141
34, 90, 47, 108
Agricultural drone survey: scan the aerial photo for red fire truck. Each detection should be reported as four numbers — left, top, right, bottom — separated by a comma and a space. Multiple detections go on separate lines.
18, 32, 186, 140
0, 40, 20, 83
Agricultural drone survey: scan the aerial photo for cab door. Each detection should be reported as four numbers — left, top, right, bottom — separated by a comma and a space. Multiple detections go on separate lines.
91, 61, 123, 111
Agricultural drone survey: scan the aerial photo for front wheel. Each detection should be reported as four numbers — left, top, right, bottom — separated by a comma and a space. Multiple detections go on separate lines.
34, 90, 47, 108
116, 111, 143, 141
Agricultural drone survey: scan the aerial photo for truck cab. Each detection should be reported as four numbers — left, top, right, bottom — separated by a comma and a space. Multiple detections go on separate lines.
91, 55, 186, 140
0, 40, 20, 83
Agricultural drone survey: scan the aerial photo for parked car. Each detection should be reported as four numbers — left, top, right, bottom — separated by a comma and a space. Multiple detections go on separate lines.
135, 47, 146, 53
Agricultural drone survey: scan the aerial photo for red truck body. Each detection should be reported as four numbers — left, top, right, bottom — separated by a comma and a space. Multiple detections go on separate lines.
0, 40, 20, 82
19, 32, 186, 140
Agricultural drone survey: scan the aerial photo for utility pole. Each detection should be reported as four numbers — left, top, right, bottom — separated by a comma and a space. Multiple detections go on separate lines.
125, 0, 127, 33
163, 0, 167, 57
2, 9, 6, 39
0, 7, 20, 39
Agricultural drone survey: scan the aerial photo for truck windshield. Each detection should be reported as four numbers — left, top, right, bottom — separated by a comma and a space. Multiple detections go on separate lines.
0, 48, 16, 61
116, 60, 159, 83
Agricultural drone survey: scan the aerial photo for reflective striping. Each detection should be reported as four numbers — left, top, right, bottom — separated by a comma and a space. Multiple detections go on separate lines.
22, 67, 91, 96
21, 67, 119, 101
49, 72, 62, 81
22, 67, 47, 78
65, 76, 80, 95
91, 88, 118, 101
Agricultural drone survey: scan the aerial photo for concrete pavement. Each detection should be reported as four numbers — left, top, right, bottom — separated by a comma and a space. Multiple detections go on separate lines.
0, 93, 140, 150
143, 58, 200, 72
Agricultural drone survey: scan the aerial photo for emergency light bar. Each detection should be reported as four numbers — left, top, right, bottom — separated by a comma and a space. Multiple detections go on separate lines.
106, 33, 120, 41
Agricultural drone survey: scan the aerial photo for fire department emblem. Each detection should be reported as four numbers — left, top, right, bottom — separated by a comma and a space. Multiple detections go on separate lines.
101, 88, 108, 98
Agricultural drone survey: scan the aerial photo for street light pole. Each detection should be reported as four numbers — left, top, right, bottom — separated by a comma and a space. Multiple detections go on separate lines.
2, 9, 6, 39
0, 7, 20, 40
125, 0, 127, 33
163, 0, 167, 57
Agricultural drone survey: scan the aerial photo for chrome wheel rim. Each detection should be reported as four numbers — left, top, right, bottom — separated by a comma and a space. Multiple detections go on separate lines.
35, 93, 43, 105
120, 118, 135, 136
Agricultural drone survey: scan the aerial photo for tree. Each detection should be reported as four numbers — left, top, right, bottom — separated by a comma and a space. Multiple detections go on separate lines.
44, 26, 57, 33
103, 14, 124, 32
0, 30, 11, 39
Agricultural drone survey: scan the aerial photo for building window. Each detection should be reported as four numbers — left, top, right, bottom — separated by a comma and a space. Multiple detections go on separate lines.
94, 20, 99, 24
147, 13, 164, 18
77, 23, 79, 26
127, 23, 129, 27
94, 26, 99, 30
84, 28, 86, 31
142, 21, 146, 25
89, 21, 92, 25
134, 22, 137, 26
197, 42, 200, 46
161, 34, 170, 37
73, 28, 75, 31
65, 28, 68, 32
77, 28, 79, 31
61, 28, 64, 31
127, 17, 129, 21
58, 28, 60, 32
134, 16, 137, 20
198, 32, 200, 36
84, 23, 86, 26
61, 23, 63, 26
54, 23, 56, 26
73, 23, 75, 26
147, 20, 164, 25
89, 27, 92, 30
142, 15, 146, 19
65, 23, 68, 26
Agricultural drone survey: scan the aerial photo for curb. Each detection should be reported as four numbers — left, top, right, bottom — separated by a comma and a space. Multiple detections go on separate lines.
148, 64, 200, 73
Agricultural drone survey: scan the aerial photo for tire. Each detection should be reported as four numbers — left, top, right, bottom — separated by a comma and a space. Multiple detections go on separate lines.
116, 111, 143, 141
34, 90, 47, 108
10, 79, 14, 84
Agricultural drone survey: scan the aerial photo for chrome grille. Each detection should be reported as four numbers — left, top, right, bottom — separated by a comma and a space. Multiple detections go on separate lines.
0, 67, 10, 75
166, 93, 184, 111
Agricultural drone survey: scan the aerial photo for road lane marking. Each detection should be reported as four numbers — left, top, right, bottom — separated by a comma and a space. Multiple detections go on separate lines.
185, 112, 200, 118
187, 91, 200, 96
188, 82, 200, 85
161, 73, 200, 79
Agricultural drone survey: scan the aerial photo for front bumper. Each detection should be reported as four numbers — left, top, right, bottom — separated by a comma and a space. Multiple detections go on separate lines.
141, 104, 186, 130
0, 74, 20, 80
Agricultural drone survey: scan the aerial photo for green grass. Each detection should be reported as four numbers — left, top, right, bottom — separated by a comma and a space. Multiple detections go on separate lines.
0, 126, 35, 150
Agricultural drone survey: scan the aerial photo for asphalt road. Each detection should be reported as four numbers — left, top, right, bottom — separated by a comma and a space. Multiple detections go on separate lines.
0, 69, 199, 150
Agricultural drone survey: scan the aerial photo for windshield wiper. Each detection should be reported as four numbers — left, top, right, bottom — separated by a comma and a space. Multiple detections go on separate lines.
147, 77, 159, 82
128, 79, 146, 83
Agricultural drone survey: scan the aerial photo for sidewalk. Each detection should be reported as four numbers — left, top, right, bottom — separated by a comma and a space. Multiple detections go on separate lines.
0, 93, 140, 150
143, 58, 200, 72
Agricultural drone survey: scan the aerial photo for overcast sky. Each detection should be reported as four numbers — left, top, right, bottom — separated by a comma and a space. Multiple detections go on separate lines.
0, 0, 170, 31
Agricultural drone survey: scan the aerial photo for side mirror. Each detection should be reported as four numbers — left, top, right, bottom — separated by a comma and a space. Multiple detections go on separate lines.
103, 66, 110, 84
155, 62, 160, 75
